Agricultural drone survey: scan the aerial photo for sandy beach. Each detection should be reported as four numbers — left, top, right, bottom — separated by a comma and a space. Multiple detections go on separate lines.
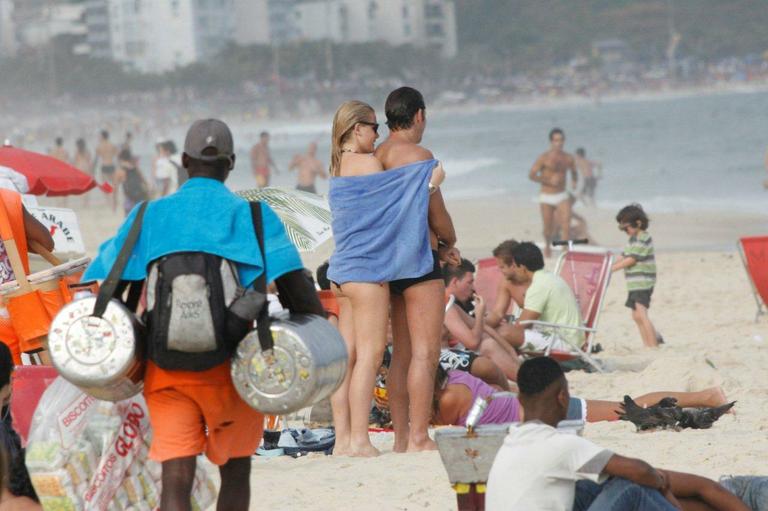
59, 193, 768, 510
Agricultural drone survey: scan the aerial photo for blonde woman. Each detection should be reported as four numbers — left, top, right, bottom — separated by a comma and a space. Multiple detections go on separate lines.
328, 101, 443, 457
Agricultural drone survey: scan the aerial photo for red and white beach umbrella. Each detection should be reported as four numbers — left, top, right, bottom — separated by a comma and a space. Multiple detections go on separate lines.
0, 143, 112, 197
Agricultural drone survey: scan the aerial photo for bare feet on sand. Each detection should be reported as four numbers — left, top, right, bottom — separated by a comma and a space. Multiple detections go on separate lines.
405, 437, 437, 453
705, 386, 731, 409
349, 443, 381, 457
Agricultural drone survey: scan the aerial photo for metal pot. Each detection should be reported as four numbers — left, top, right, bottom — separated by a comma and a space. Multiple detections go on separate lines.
231, 313, 347, 415
48, 296, 144, 402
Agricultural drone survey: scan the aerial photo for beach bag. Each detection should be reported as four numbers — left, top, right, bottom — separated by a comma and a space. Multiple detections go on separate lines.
143, 202, 267, 371
25, 377, 215, 511
123, 168, 148, 202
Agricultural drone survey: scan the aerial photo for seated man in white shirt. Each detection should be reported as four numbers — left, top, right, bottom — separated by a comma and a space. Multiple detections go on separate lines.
486, 357, 749, 511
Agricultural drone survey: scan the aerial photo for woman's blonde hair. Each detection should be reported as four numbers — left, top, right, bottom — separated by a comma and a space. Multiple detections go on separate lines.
329, 100, 375, 177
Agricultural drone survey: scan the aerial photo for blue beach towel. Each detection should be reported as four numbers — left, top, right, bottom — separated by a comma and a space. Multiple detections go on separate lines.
328, 159, 435, 284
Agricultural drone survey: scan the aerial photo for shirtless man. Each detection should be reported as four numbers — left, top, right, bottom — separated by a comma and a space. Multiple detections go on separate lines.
250, 131, 277, 188
374, 86, 460, 453
529, 128, 578, 257
574, 147, 602, 206
95, 130, 119, 211
48, 137, 69, 163
288, 142, 327, 194
485, 240, 530, 346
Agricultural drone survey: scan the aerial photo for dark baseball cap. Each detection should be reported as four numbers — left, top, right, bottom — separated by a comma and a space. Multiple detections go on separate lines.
183, 119, 234, 162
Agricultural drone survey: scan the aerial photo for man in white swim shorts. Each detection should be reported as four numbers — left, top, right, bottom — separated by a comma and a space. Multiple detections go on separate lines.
529, 128, 579, 257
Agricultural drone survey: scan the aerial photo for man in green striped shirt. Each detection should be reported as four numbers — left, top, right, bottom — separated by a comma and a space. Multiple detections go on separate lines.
612, 204, 662, 348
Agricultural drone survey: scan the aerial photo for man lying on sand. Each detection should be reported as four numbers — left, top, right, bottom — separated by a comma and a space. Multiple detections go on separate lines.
485, 357, 747, 511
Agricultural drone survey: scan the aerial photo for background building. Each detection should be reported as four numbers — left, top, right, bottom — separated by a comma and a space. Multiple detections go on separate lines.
291, 0, 457, 58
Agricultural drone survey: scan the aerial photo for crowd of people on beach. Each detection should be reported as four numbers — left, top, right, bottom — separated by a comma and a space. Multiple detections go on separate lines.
0, 83, 765, 511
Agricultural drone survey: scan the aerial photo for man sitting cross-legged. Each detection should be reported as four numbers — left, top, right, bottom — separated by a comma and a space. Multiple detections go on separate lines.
442, 259, 521, 381
486, 357, 749, 511
493, 241, 583, 352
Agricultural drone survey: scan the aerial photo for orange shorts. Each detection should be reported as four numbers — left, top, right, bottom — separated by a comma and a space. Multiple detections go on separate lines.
144, 381, 264, 466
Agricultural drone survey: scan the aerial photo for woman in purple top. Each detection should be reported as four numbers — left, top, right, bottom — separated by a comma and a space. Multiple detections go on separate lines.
432, 366, 731, 427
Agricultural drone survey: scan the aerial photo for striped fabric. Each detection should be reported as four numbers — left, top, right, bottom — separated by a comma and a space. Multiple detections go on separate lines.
623, 231, 656, 291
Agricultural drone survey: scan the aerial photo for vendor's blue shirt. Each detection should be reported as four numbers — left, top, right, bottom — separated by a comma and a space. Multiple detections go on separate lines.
83, 177, 303, 287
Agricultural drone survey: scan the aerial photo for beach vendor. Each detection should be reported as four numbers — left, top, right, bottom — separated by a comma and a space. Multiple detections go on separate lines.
83, 119, 323, 511
0, 189, 55, 364
485, 357, 747, 511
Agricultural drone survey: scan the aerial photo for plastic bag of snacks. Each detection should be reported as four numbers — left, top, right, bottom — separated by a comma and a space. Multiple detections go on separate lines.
26, 377, 216, 511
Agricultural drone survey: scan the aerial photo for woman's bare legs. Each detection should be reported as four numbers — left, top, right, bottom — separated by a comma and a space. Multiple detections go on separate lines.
330, 292, 355, 456
343, 282, 390, 457
585, 387, 730, 422
389, 295, 412, 452
402, 279, 443, 451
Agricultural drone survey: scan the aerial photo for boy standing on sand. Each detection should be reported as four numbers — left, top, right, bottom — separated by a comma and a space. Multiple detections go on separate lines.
612, 204, 662, 348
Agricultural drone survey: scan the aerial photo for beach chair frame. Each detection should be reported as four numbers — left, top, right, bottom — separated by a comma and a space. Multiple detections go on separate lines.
519, 246, 614, 373
738, 238, 767, 323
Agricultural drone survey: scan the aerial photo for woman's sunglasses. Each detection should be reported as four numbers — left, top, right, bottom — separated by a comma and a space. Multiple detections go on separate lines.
358, 121, 379, 134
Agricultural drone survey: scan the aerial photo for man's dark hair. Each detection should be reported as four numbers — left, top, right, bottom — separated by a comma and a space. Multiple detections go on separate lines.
55, 137, 63, 146
385, 86, 426, 131
616, 203, 649, 230
163, 140, 177, 154
316, 261, 331, 290
576, 147, 585, 157
0, 343, 12, 389
260, 131, 269, 138
517, 357, 564, 396
492, 239, 519, 265
442, 258, 475, 286
511, 242, 544, 272
549, 128, 564, 141
100, 130, 109, 139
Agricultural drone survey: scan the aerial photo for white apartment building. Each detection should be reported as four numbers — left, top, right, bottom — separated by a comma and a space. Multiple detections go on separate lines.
11, 0, 87, 54
89, 0, 235, 74
291, 0, 457, 58
0, 0, 15, 57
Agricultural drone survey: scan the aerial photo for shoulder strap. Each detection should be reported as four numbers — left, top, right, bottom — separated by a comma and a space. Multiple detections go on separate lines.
93, 202, 149, 318
250, 202, 274, 353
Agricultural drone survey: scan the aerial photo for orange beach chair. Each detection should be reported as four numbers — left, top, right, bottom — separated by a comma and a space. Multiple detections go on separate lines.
738, 236, 768, 322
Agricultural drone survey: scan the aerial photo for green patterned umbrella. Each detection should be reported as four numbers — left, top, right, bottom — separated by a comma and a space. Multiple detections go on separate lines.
237, 187, 332, 252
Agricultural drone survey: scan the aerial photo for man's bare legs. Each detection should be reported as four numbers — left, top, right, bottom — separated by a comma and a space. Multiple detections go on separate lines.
540, 203, 555, 258
341, 282, 390, 457
632, 303, 660, 348
555, 198, 572, 243
389, 295, 412, 453
161, 457, 196, 511
217, 457, 251, 511
330, 293, 355, 455
402, 280, 443, 452
469, 356, 510, 391
585, 387, 730, 422
478, 338, 520, 381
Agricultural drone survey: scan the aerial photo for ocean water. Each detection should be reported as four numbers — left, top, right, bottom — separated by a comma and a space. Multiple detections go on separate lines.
221, 90, 767, 215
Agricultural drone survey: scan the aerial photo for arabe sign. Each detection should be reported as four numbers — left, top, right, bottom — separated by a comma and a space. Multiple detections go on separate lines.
27, 207, 86, 254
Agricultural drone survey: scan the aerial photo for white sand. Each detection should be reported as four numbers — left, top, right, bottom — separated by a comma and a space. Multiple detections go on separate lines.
60, 194, 768, 510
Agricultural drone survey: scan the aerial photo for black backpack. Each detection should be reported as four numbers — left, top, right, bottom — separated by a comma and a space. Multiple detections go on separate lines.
123, 167, 149, 202
141, 202, 268, 371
